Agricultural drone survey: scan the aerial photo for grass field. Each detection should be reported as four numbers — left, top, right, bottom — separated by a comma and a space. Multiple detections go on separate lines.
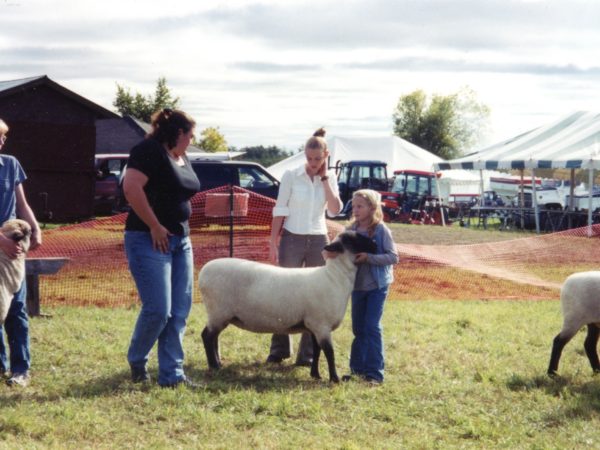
4, 221, 598, 448
2, 299, 600, 449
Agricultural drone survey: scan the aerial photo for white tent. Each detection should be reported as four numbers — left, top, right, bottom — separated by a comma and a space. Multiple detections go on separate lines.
434, 111, 600, 233
268, 135, 443, 179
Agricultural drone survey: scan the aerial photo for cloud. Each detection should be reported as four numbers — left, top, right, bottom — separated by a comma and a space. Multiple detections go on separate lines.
1, 0, 600, 149
339, 57, 600, 76
202, 0, 600, 54
230, 62, 321, 73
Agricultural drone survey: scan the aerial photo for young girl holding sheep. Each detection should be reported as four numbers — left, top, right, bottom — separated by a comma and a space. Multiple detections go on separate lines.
342, 189, 398, 384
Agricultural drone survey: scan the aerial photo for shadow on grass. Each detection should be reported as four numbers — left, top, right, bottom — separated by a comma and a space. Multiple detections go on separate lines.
506, 371, 600, 424
188, 360, 333, 393
0, 360, 337, 408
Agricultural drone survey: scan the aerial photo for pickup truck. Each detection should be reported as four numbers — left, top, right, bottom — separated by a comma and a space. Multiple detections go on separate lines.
510, 186, 563, 210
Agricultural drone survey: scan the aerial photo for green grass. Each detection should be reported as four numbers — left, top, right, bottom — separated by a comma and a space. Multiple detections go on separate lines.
3, 301, 600, 449
387, 221, 536, 245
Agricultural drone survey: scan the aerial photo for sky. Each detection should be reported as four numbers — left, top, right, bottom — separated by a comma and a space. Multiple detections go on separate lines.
1, 0, 599, 153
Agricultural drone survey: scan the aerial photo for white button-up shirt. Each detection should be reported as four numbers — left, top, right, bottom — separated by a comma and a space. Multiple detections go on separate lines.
273, 165, 340, 235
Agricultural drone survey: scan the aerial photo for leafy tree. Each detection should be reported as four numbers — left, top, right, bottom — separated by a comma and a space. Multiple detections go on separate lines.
113, 77, 180, 122
392, 87, 490, 159
198, 127, 228, 153
233, 145, 292, 167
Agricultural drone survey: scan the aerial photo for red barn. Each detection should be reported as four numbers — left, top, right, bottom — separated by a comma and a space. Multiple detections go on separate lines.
0, 75, 119, 222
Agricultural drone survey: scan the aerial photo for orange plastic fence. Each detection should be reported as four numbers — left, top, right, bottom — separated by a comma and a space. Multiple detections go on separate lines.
26, 185, 600, 308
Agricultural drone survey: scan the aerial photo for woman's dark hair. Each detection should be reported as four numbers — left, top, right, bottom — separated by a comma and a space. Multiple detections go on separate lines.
305, 127, 327, 152
148, 108, 196, 149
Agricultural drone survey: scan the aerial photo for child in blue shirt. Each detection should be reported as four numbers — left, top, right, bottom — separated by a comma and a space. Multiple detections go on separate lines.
343, 189, 398, 384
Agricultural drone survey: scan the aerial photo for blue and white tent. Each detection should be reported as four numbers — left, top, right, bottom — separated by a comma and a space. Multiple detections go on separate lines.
435, 111, 600, 171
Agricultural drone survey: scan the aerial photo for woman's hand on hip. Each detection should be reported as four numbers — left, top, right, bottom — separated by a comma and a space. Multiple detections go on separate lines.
150, 224, 172, 253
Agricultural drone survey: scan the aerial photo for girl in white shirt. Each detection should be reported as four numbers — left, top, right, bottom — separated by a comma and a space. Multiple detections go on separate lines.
267, 128, 343, 366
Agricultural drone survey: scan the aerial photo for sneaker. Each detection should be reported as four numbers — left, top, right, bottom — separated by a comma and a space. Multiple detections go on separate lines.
161, 377, 200, 389
364, 376, 383, 386
130, 365, 151, 383
6, 372, 30, 387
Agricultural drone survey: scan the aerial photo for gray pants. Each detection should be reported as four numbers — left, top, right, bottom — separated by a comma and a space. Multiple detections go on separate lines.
269, 230, 328, 364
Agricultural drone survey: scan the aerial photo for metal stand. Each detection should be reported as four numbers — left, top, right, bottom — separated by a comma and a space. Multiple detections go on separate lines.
205, 187, 249, 258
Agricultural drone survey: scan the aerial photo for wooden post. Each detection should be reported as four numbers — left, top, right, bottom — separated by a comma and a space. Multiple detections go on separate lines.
25, 258, 69, 317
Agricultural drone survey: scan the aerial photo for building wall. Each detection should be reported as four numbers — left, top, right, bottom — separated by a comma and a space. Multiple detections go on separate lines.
0, 84, 103, 221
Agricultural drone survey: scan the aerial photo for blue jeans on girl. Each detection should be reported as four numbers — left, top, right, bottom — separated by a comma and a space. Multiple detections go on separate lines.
349, 286, 389, 382
125, 231, 193, 386
0, 281, 30, 375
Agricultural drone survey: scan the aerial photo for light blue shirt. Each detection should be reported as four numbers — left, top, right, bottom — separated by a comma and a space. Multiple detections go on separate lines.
350, 222, 399, 290
0, 155, 26, 224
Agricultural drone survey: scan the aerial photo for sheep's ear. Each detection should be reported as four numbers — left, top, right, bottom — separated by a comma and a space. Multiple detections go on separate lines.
341, 231, 377, 254
324, 241, 344, 253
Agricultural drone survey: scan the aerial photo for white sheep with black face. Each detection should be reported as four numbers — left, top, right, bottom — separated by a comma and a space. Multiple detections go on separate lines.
0, 219, 31, 324
198, 231, 377, 383
548, 271, 600, 376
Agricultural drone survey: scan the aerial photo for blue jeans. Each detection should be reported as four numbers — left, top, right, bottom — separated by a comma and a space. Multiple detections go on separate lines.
0, 280, 30, 375
349, 286, 389, 382
125, 231, 194, 386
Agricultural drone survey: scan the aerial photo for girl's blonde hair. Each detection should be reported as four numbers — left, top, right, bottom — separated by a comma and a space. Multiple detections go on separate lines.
351, 189, 384, 235
0, 119, 9, 136
304, 127, 328, 153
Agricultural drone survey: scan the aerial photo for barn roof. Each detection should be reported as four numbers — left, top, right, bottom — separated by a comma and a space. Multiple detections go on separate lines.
0, 75, 118, 119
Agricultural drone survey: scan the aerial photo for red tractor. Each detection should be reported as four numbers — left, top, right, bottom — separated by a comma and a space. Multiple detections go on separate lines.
381, 170, 449, 225
333, 161, 448, 224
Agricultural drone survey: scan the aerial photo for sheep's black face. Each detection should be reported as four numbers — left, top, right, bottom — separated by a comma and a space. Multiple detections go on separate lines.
324, 231, 377, 255
1, 219, 32, 247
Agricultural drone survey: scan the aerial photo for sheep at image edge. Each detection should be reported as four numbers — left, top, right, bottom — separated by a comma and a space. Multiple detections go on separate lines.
198, 230, 377, 383
548, 271, 600, 376
0, 219, 31, 324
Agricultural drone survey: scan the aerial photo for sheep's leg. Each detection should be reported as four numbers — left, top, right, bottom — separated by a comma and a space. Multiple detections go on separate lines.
202, 326, 223, 370
584, 324, 600, 373
548, 328, 577, 376
319, 336, 339, 383
310, 333, 322, 380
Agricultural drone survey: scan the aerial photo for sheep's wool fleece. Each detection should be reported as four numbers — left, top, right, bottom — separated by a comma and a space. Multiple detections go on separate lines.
199, 256, 355, 334
0, 220, 30, 323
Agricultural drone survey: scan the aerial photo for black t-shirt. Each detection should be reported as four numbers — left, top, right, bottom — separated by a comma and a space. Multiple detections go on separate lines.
125, 138, 201, 236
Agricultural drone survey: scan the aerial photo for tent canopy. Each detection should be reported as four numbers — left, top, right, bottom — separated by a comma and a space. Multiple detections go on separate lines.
268, 135, 443, 179
435, 111, 600, 171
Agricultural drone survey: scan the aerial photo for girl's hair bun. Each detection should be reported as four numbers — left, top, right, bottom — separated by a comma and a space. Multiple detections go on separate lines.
313, 127, 326, 138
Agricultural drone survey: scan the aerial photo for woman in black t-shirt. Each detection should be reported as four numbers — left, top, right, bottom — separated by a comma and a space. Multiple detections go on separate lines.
123, 109, 200, 388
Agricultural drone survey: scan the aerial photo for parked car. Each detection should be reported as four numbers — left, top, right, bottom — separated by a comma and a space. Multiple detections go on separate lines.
94, 153, 129, 214
95, 153, 280, 215
188, 155, 279, 200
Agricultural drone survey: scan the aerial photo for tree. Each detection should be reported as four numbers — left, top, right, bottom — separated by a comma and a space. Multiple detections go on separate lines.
234, 145, 292, 167
198, 127, 228, 153
113, 77, 180, 122
392, 87, 490, 159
